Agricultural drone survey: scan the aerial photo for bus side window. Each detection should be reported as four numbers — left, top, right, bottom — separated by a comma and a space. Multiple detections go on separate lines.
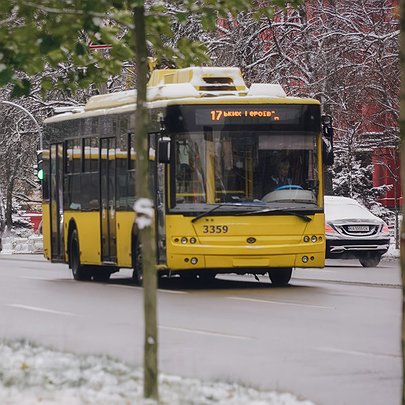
90, 137, 98, 172
65, 140, 74, 174
128, 133, 136, 171
128, 133, 136, 208
83, 138, 91, 173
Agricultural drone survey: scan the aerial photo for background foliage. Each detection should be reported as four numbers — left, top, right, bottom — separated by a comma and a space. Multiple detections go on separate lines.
0, 0, 399, 232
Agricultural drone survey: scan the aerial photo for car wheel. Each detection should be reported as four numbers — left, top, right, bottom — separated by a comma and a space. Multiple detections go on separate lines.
132, 239, 143, 286
268, 268, 292, 286
359, 253, 381, 268
70, 229, 91, 281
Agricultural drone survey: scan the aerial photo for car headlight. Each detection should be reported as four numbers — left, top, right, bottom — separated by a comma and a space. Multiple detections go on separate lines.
381, 224, 390, 235
325, 223, 337, 235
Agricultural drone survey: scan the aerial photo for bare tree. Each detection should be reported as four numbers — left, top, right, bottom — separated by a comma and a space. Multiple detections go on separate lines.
172, 0, 399, 208
0, 103, 38, 228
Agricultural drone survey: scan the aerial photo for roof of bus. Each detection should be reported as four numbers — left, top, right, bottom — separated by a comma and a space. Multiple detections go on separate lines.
44, 95, 320, 124
44, 67, 320, 124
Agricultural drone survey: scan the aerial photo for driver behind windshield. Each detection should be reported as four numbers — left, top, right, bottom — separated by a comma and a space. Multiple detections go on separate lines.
269, 158, 293, 191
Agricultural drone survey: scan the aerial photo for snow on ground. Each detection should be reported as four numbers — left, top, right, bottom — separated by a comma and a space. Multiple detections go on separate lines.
385, 244, 400, 259
1, 234, 43, 254
0, 340, 313, 405
1, 227, 43, 255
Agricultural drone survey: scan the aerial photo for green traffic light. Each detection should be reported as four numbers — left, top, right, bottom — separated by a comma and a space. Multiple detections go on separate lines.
37, 168, 44, 181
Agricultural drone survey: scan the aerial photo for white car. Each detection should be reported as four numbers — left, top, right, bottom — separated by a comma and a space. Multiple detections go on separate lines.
324, 196, 391, 267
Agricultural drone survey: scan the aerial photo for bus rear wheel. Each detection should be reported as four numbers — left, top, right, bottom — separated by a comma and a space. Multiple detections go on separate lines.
70, 229, 91, 281
132, 239, 143, 286
268, 268, 292, 286
92, 268, 112, 282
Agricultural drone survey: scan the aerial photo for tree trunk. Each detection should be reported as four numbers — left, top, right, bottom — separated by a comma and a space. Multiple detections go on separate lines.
133, 6, 159, 402
5, 158, 20, 229
395, 181, 400, 250
5, 177, 14, 229
0, 184, 5, 233
399, 1, 405, 403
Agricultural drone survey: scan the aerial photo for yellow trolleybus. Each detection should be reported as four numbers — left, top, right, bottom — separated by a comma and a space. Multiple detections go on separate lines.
41, 67, 333, 285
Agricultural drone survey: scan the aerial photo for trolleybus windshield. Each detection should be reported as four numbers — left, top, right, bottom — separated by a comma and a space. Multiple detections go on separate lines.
171, 129, 319, 211
166, 103, 321, 213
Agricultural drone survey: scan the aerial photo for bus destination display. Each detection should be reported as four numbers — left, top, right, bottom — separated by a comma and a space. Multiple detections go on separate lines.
195, 105, 301, 126
209, 109, 280, 121
165, 104, 320, 132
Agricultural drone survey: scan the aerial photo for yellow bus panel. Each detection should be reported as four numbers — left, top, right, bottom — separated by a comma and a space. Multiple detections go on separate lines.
116, 211, 136, 268
63, 211, 101, 265
42, 202, 51, 260
165, 214, 325, 270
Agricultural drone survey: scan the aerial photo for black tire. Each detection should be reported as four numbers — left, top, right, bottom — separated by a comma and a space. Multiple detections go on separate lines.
197, 271, 216, 284
181, 271, 198, 282
132, 239, 143, 286
268, 268, 292, 286
359, 253, 381, 268
70, 229, 91, 281
92, 268, 111, 282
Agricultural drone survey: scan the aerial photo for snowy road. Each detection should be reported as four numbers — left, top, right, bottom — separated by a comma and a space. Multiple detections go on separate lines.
0, 254, 401, 405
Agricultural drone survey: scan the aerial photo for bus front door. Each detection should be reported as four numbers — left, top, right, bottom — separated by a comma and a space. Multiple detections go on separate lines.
50, 143, 64, 261
100, 137, 117, 263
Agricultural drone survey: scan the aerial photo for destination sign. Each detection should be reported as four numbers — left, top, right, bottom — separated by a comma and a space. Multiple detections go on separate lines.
195, 106, 302, 126
209, 109, 280, 121
165, 104, 321, 133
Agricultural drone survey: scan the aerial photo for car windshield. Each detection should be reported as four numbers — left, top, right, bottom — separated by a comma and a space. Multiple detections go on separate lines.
325, 199, 377, 221
172, 130, 319, 211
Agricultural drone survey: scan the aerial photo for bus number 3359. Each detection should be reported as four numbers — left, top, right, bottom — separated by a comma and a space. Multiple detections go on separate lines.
203, 225, 229, 234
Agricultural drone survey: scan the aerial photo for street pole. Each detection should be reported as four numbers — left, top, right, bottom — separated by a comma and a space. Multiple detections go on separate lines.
0, 100, 42, 149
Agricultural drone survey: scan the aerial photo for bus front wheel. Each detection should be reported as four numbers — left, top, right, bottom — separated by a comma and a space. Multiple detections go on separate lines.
268, 268, 292, 286
69, 229, 91, 281
197, 271, 216, 284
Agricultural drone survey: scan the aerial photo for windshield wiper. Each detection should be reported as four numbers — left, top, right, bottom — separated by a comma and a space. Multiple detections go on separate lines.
235, 207, 312, 222
191, 202, 266, 223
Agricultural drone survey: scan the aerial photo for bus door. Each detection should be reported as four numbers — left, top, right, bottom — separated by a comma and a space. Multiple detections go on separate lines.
50, 143, 64, 261
100, 137, 117, 263
154, 134, 166, 262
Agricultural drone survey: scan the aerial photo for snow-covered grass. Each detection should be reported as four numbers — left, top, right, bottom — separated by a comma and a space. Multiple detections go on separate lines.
0, 340, 313, 405
1, 226, 43, 255
1, 234, 43, 254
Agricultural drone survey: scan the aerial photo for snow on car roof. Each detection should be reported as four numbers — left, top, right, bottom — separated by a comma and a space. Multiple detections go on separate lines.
324, 195, 381, 221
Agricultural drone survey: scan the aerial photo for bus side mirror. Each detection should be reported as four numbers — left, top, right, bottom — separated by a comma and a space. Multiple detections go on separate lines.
321, 115, 334, 166
158, 137, 171, 164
